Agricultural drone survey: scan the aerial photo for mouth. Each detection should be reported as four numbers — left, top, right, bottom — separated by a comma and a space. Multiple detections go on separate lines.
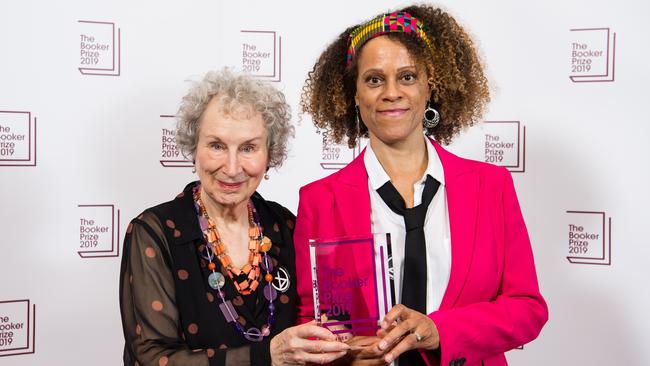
377, 108, 409, 117
217, 180, 244, 190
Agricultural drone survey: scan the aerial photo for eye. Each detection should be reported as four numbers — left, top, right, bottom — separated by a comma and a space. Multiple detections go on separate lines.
210, 142, 226, 150
401, 72, 417, 83
240, 144, 256, 153
365, 75, 384, 87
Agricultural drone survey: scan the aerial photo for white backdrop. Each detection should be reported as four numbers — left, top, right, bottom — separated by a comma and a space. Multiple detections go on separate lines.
1, 0, 649, 364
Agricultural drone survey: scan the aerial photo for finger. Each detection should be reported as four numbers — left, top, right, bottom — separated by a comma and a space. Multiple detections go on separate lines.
304, 339, 352, 353
383, 334, 418, 364
377, 317, 415, 351
295, 323, 339, 341
299, 349, 348, 364
381, 304, 408, 329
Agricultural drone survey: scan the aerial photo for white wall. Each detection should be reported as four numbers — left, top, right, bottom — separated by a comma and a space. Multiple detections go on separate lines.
1, 0, 649, 364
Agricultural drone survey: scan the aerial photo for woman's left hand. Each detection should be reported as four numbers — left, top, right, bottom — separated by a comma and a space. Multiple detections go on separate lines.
376, 304, 440, 364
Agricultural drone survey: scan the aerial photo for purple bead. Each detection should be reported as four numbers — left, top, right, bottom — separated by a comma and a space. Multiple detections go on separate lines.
268, 303, 275, 312
261, 255, 273, 272
198, 216, 209, 230
219, 300, 238, 323
263, 285, 277, 301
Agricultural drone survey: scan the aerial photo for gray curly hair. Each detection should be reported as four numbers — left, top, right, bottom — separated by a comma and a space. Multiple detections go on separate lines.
176, 68, 294, 168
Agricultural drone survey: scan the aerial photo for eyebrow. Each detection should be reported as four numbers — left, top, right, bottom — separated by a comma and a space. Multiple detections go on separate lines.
204, 135, 264, 144
360, 65, 418, 75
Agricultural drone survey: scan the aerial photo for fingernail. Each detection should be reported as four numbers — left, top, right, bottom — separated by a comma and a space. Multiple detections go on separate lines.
385, 354, 393, 363
380, 320, 387, 329
378, 341, 387, 350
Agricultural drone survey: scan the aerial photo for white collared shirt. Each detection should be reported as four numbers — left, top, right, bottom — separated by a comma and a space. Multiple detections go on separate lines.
365, 136, 451, 313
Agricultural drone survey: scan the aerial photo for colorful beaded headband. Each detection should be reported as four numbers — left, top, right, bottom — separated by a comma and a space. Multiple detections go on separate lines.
346, 11, 433, 67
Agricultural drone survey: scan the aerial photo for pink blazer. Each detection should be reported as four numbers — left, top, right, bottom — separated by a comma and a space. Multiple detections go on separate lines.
293, 140, 548, 366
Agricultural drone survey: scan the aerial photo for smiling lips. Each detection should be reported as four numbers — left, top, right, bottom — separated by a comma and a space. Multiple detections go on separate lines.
217, 180, 244, 191
378, 108, 409, 117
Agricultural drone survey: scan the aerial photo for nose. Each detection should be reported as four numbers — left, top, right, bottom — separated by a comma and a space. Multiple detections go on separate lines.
382, 79, 402, 102
223, 149, 243, 177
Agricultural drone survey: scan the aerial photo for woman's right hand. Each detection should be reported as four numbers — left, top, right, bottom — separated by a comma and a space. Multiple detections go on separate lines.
270, 320, 351, 365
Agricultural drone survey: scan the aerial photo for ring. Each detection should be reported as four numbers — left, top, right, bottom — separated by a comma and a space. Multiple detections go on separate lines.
413, 331, 424, 342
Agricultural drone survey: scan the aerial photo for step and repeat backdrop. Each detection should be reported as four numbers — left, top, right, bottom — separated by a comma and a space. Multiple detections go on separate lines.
1, 0, 649, 364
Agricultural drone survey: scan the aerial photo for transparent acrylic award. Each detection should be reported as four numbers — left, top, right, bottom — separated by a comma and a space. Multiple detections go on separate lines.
309, 233, 395, 337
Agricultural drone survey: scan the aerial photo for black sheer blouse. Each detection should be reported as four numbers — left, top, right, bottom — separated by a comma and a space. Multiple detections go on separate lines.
119, 182, 297, 366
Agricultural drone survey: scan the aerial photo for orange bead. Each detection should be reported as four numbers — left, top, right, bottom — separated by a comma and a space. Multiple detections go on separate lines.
249, 227, 259, 237
249, 240, 258, 250
242, 264, 252, 275
250, 280, 259, 291
231, 266, 241, 276
265, 274, 273, 282
207, 262, 216, 271
260, 237, 272, 252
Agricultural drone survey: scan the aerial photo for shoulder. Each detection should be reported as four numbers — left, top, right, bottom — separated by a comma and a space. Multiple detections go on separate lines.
129, 183, 196, 237
299, 170, 339, 195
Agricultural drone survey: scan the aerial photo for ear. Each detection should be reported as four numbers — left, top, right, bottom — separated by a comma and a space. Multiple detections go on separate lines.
354, 94, 359, 106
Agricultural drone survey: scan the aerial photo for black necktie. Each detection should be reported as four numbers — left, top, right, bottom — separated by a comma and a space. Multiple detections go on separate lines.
376, 175, 439, 366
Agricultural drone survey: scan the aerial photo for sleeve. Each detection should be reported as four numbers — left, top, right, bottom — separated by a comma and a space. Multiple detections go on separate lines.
119, 212, 260, 366
293, 186, 317, 324
424, 168, 548, 366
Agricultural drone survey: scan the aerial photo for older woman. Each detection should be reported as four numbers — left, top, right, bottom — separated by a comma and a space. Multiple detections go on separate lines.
119, 69, 349, 366
296, 5, 548, 366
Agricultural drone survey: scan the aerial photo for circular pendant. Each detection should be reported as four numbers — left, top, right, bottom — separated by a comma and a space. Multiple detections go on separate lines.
244, 327, 264, 342
263, 284, 277, 301
272, 267, 291, 293
208, 271, 225, 290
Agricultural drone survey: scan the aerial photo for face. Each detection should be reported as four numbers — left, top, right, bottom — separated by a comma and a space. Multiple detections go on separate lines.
194, 96, 269, 211
355, 36, 431, 147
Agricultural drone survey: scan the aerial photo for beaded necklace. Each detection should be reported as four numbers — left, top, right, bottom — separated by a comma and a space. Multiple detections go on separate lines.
193, 185, 277, 341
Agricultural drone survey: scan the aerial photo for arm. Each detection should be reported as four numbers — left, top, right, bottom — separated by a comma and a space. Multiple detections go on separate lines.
119, 213, 213, 366
120, 213, 273, 366
425, 168, 548, 365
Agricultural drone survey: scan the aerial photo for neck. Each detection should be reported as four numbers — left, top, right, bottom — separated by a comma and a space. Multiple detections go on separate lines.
370, 133, 428, 182
200, 187, 249, 226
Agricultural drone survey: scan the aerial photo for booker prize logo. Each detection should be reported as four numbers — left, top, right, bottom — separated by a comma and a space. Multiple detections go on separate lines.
319, 132, 366, 170
482, 121, 525, 173
566, 210, 612, 265
0, 111, 37, 167
0, 300, 36, 357
240, 30, 282, 82
77, 204, 120, 258
569, 28, 616, 83
78, 20, 121, 76
159, 114, 191, 167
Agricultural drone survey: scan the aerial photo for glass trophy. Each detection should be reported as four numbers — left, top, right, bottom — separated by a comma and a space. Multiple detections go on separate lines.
309, 233, 395, 337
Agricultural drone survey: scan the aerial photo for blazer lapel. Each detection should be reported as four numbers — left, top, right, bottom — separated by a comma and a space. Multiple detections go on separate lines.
433, 141, 479, 310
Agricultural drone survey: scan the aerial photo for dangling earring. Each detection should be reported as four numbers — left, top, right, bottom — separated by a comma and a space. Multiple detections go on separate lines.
192, 159, 197, 173
423, 101, 440, 128
355, 105, 362, 142
264, 167, 270, 180
355, 105, 361, 129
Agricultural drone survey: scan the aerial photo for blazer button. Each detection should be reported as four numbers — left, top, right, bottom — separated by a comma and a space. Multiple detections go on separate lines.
449, 359, 458, 366
459, 357, 466, 365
